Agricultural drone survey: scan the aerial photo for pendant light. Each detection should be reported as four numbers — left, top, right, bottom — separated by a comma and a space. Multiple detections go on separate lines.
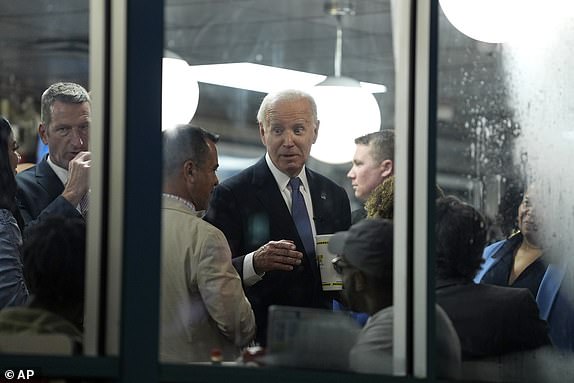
310, 0, 382, 164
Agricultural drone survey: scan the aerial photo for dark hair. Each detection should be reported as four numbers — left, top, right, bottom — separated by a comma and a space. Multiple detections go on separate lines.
435, 196, 487, 280
22, 216, 86, 308
0, 116, 23, 229
162, 125, 220, 178
354, 130, 395, 164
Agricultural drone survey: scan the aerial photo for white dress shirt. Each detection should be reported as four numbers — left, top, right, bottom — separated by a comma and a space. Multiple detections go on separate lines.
242, 153, 317, 286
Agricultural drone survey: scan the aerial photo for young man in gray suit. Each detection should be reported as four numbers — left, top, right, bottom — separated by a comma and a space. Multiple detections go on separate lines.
205, 89, 351, 345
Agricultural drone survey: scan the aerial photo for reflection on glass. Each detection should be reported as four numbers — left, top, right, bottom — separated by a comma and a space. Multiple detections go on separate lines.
438, 1, 574, 381
0, 0, 90, 360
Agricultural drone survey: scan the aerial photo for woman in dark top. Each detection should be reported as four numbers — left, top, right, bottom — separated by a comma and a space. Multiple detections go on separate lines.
476, 186, 574, 350
0, 116, 28, 307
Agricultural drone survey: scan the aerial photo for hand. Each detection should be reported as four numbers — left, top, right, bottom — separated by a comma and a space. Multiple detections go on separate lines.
62, 151, 91, 206
253, 240, 303, 273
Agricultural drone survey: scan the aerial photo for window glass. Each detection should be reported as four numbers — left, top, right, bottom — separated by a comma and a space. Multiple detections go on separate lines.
436, 2, 574, 381
160, 0, 399, 375
0, 0, 91, 355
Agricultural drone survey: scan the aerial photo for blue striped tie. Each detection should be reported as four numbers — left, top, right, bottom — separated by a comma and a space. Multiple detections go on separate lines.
289, 177, 315, 262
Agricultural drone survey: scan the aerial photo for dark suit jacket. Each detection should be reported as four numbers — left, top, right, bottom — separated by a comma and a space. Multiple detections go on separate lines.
204, 157, 351, 344
16, 155, 83, 227
351, 207, 367, 224
436, 278, 551, 359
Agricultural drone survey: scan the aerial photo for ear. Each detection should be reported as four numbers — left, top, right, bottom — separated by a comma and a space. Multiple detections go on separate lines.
259, 123, 267, 146
312, 120, 319, 144
380, 159, 393, 178
183, 159, 195, 182
38, 123, 49, 145
352, 271, 367, 292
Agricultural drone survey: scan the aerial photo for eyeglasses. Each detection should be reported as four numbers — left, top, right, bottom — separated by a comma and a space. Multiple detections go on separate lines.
331, 256, 349, 275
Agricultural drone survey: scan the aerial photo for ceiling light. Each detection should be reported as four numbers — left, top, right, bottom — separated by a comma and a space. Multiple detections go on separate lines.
309, 0, 382, 164
162, 55, 199, 131
188, 62, 386, 94
439, 0, 535, 44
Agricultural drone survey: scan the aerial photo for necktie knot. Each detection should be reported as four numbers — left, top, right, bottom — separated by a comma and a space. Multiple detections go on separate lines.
289, 177, 301, 192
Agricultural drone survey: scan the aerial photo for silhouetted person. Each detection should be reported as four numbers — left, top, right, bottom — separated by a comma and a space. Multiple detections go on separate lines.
436, 196, 550, 359
0, 116, 28, 308
329, 218, 461, 378
0, 216, 86, 349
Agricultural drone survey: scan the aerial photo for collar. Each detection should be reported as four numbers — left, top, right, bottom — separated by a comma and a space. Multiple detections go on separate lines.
493, 232, 524, 258
265, 152, 310, 194
162, 193, 203, 216
46, 155, 68, 185
436, 277, 471, 289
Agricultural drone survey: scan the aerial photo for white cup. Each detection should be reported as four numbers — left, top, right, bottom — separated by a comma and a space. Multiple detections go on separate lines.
315, 234, 343, 291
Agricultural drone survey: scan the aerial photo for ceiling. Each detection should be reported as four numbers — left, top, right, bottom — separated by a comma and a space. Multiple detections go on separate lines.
0, 0, 508, 198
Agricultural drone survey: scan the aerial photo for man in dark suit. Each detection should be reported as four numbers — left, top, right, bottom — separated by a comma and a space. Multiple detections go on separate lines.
435, 196, 550, 359
205, 89, 351, 345
16, 82, 91, 226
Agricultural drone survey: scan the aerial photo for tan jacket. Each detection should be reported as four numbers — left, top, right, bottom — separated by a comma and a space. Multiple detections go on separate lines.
160, 197, 255, 362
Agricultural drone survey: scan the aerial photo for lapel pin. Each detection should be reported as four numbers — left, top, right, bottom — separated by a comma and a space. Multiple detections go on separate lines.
320, 192, 327, 200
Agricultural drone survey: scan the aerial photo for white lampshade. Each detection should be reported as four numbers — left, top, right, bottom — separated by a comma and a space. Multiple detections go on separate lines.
439, 0, 533, 44
162, 57, 199, 131
309, 76, 381, 164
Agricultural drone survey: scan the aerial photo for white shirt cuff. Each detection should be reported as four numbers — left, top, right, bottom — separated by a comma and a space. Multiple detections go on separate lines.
243, 251, 264, 287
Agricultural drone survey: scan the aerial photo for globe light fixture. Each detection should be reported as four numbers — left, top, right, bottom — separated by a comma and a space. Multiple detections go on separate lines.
309, 1, 382, 164
162, 54, 199, 131
439, 0, 535, 44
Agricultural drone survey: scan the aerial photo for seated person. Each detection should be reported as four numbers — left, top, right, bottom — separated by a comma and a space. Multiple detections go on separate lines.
0, 216, 85, 350
475, 185, 574, 351
435, 196, 551, 359
329, 218, 461, 378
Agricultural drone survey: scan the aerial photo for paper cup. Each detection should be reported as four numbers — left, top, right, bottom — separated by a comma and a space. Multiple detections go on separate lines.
315, 234, 343, 291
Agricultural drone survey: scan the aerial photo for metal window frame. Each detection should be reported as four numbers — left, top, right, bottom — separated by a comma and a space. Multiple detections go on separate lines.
0, 0, 440, 381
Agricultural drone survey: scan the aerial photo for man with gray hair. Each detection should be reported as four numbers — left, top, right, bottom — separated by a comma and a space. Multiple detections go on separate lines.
17, 82, 91, 225
161, 125, 255, 362
205, 89, 351, 345
347, 130, 394, 223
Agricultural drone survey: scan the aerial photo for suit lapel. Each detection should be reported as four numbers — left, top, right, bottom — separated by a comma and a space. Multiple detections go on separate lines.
36, 157, 65, 198
307, 169, 328, 234
252, 159, 320, 280
251, 158, 293, 228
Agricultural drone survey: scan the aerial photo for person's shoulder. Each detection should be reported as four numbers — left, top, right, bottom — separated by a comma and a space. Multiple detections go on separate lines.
219, 161, 260, 188
307, 168, 346, 191
476, 283, 535, 305
15, 163, 38, 183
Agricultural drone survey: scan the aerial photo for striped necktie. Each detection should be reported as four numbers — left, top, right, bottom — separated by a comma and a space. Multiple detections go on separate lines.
79, 193, 89, 218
